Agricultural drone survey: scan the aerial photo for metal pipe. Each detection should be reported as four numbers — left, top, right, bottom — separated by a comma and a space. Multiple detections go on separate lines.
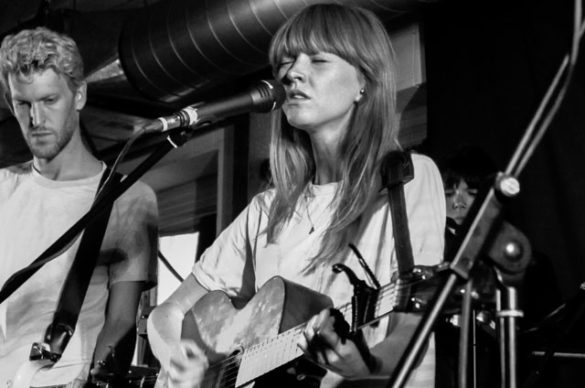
118, 0, 418, 103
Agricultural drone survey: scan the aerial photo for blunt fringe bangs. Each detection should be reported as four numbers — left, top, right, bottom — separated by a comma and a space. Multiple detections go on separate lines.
270, 4, 384, 78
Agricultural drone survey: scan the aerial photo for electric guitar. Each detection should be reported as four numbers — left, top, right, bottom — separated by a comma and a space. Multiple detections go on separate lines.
154, 267, 438, 388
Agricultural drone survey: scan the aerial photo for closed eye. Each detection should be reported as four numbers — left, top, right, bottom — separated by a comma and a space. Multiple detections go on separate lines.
13, 100, 30, 108
310, 56, 328, 64
277, 56, 294, 69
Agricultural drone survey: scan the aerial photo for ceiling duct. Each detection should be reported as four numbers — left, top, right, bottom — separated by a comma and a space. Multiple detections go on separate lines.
119, 0, 418, 103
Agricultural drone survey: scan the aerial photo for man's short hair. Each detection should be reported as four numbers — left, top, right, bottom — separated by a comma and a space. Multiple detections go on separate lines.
0, 27, 84, 96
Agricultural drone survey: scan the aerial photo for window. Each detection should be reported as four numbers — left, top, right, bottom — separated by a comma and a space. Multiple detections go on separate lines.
157, 232, 199, 304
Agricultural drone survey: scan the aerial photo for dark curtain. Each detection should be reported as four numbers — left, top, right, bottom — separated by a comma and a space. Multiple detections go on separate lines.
422, 0, 585, 386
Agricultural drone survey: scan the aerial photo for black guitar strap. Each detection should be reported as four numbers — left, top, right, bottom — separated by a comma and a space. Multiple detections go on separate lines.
329, 152, 417, 371
380, 151, 415, 278
31, 169, 123, 362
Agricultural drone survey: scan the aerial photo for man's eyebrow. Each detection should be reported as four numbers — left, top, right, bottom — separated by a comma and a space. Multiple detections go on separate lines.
11, 94, 26, 101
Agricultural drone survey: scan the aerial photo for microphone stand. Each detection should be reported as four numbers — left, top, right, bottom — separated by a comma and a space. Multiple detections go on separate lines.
0, 125, 208, 305
387, 179, 531, 388
387, 2, 582, 384
1, 77, 286, 303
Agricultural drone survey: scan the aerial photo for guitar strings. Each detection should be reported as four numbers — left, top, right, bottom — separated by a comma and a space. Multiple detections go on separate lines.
210, 288, 398, 387
160, 271, 436, 387
208, 284, 400, 386
200, 281, 411, 387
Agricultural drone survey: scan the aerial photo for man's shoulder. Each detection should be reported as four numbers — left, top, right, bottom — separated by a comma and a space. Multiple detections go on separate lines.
1, 161, 32, 176
124, 179, 156, 199
115, 179, 157, 213
0, 161, 32, 183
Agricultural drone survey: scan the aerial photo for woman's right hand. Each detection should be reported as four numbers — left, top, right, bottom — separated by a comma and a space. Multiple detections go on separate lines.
165, 340, 209, 388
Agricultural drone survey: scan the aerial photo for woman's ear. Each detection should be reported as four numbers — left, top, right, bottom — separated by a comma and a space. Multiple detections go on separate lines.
355, 74, 367, 103
355, 87, 366, 103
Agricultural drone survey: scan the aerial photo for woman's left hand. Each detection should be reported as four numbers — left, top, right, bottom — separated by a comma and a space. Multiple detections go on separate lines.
298, 309, 377, 379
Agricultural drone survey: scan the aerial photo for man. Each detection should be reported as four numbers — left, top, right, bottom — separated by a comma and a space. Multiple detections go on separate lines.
0, 27, 158, 387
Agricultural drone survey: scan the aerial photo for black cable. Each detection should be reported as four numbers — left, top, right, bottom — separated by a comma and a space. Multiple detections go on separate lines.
96, 129, 145, 199
158, 250, 184, 282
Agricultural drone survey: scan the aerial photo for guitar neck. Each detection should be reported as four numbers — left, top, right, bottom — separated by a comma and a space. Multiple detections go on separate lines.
233, 282, 397, 387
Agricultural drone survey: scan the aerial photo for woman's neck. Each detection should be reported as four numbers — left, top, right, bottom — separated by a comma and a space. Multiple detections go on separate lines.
309, 128, 344, 185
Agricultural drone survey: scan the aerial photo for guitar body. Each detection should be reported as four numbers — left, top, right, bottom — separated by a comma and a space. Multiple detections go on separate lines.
155, 268, 439, 388
156, 276, 333, 388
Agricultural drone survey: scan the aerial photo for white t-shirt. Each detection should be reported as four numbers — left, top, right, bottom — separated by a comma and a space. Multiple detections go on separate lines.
0, 162, 157, 387
193, 153, 446, 387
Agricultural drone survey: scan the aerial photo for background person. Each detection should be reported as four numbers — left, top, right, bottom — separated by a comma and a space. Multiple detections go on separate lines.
435, 146, 499, 388
435, 145, 563, 387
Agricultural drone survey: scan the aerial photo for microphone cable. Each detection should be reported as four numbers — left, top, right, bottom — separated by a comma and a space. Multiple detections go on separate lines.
95, 127, 145, 199
158, 249, 184, 283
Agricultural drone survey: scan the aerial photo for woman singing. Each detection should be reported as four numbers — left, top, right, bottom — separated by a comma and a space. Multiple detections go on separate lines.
148, 4, 445, 387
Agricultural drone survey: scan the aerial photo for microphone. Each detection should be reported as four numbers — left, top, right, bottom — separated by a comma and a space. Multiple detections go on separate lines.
145, 79, 286, 132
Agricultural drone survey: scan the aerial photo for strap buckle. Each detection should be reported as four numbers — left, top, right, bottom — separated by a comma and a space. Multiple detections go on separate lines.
29, 341, 61, 362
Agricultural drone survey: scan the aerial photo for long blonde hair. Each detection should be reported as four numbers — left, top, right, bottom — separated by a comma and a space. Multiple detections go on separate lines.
267, 4, 400, 268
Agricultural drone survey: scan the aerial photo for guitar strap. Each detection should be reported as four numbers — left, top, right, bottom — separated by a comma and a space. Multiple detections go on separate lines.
380, 151, 415, 278
31, 169, 123, 362
318, 152, 417, 376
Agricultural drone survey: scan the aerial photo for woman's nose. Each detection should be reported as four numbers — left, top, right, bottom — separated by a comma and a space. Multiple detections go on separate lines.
283, 55, 307, 84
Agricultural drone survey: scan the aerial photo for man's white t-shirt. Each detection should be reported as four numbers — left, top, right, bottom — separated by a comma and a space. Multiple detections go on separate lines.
0, 163, 157, 387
